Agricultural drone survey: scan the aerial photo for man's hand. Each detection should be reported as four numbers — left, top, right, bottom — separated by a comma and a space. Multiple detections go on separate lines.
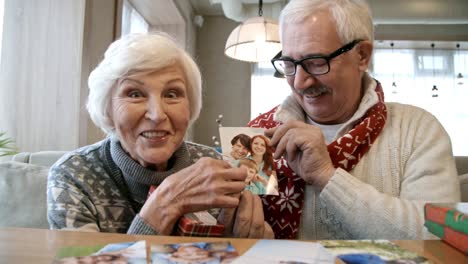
218, 190, 274, 239
265, 120, 336, 189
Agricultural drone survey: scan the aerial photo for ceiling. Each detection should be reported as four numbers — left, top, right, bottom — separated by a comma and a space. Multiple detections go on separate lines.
189, 0, 468, 24
189, 0, 224, 16
187, 0, 468, 48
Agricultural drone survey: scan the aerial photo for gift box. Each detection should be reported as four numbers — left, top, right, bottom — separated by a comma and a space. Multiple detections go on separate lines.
424, 203, 468, 254
425, 220, 468, 254
424, 203, 468, 234
176, 211, 225, 237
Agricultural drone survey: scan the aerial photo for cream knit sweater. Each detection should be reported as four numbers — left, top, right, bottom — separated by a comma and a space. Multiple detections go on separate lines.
274, 73, 461, 240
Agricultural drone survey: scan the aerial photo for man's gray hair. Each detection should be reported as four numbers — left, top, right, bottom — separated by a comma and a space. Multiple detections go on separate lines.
87, 32, 202, 135
279, 0, 374, 44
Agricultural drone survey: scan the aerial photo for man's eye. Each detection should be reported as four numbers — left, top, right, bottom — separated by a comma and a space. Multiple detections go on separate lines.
305, 59, 327, 67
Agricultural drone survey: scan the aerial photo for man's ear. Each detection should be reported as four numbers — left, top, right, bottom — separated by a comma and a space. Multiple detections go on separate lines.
357, 40, 373, 71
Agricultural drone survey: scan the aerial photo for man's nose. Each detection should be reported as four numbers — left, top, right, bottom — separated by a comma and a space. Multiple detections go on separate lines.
145, 97, 168, 122
293, 65, 317, 91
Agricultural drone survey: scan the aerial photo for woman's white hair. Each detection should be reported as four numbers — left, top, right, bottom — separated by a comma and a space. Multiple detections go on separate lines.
279, 0, 374, 44
87, 32, 202, 135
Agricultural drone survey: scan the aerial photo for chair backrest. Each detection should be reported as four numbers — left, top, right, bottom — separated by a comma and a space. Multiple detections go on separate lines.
0, 161, 50, 228
12, 151, 67, 167
0, 151, 67, 229
460, 174, 468, 202
455, 156, 468, 175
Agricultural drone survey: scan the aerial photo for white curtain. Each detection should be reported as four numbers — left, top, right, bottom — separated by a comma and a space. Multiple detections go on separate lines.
371, 48, 468, 155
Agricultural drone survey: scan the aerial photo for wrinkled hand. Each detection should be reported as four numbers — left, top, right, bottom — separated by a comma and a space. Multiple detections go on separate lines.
265, 120, 336, 189
218, 190, 274, 239
139, 157, 246, 235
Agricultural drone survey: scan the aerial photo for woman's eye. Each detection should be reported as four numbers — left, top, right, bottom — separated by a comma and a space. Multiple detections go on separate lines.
128, 90, 143, 98
165, 89, 181, 99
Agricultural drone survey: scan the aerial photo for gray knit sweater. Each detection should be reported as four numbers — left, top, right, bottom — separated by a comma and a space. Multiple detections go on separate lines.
47, 136, 221, 235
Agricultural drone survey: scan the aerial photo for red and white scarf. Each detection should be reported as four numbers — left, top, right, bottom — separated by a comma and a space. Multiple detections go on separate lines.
248, 82, 387, 239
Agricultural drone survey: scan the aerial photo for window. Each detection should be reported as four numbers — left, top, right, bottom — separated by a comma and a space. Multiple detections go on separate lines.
371, 48, 468, 156
251, 62, 290, 119
121, 0, 149, 35
0, 0, 4, 64
251, 46, 468, 155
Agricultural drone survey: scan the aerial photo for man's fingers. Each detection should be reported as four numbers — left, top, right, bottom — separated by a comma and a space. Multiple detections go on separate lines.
248, 194, 265, 238
273, 130, 291, 159
233, 190, 253, 237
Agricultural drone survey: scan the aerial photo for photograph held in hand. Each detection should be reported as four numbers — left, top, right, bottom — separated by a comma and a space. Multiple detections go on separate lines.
219, 127, 279, 196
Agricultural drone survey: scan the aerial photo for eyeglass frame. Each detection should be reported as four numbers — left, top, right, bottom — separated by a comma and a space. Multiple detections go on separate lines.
271, 39, 364, 77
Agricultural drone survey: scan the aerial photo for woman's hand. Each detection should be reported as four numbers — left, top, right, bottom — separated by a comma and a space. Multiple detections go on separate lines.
218, 190, 274, 239
139, 157, 247, 235
265, 120, 336, 190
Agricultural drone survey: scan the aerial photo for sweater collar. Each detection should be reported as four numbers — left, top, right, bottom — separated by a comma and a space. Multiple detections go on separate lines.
274, 72, 378, 140
109, 136, 191, 203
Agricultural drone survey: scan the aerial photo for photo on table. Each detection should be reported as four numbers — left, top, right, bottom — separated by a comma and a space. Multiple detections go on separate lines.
219, 127, 279, 196
319, 240, 430, 263
53, 240, 147, 264
150, 241, 238, 264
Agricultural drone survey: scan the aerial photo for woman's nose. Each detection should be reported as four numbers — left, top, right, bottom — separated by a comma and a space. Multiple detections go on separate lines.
145, 97, 168, 122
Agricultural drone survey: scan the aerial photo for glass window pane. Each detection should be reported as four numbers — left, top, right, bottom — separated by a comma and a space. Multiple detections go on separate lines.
371, 47, 468, 155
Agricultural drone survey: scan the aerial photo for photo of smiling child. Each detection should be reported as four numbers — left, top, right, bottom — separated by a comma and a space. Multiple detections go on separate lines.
219, 127, 279, 196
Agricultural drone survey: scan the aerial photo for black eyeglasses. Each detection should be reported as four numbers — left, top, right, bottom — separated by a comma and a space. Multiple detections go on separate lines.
271, 39, 363, 77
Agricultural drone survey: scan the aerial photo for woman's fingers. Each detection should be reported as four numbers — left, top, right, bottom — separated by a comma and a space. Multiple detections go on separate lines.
263, 221, 275, 239
217, 192, 241, 236
223, 166, 248, 182
233, 190, 253, 237
232, 191, 269, 238
247, 194, 265, 238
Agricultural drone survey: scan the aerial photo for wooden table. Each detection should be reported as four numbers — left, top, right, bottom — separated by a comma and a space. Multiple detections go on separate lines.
0, 227, 466, 263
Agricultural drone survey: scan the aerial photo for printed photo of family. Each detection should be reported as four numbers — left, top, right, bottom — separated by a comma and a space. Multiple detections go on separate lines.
151, 241, 238, 264
54, 240, 147, 264
219, 127, 279, 196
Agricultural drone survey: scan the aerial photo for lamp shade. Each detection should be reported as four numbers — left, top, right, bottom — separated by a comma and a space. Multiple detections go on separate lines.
225, 16, 281, 62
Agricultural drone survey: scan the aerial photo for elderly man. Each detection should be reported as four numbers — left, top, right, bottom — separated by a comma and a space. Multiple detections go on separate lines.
249, 0, 460, 240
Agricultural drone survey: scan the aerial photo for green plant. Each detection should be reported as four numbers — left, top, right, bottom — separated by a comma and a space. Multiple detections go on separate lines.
0, 132, 18, 157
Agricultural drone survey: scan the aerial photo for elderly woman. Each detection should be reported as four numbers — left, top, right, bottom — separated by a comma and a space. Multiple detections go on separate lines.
47, 32, 271, 238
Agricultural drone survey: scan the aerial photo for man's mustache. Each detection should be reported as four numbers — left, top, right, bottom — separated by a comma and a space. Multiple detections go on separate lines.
295, 85, 331, 96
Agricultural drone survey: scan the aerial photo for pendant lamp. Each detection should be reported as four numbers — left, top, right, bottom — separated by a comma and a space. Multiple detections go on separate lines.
224, 0, 281, 62
456, 43, 464, 85
431, 43, 439, 98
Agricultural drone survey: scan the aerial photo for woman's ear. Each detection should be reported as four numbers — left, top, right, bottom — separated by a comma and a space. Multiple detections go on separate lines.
357, 40, 373, 72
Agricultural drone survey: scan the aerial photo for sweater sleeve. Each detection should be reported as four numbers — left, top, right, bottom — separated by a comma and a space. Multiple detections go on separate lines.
127, 214, 159, 235
47, 162, 100, 232
319, 108, 461, 239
